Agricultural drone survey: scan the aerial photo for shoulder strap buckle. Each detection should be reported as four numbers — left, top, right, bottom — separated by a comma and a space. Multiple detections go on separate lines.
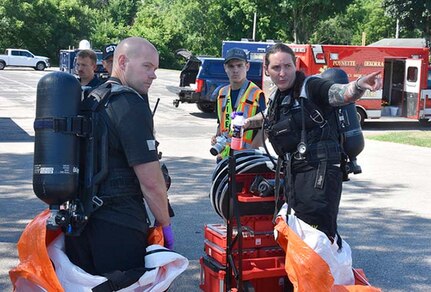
91, 196, 104, 207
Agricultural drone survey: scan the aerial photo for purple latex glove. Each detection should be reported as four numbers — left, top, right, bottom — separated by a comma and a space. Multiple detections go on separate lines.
162, 225, 174, 250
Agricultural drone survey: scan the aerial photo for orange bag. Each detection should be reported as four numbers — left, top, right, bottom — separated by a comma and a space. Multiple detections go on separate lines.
274, 218, 381, 292
9, 210, 165, 291
9, 209, 64, 291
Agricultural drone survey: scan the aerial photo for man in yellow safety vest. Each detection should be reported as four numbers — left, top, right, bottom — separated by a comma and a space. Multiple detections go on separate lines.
211, 48, 266, 161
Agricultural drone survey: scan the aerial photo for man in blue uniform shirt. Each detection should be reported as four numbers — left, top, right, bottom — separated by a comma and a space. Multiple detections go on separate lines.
75, 49, 101, 88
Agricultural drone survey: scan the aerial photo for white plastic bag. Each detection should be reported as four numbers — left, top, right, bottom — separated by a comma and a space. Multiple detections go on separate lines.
47, 234, 189, 291
277, 203, 354, 285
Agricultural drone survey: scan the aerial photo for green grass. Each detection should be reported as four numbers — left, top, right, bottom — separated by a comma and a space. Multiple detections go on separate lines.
366, 131, 431, 148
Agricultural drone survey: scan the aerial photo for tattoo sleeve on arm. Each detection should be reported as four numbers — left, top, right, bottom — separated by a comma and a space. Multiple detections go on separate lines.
328, 82, 365, 106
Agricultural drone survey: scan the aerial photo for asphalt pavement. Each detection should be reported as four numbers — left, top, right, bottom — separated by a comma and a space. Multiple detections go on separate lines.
0, 67, 430, 291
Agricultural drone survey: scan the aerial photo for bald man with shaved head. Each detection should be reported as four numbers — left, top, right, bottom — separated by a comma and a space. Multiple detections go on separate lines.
111, 37, 159, 95
65, 37, 174, 289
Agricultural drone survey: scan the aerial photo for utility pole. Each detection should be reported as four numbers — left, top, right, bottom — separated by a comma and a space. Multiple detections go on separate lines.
362, 32, 366, 46
395, 19, 399, 38
252, 12, 257, 41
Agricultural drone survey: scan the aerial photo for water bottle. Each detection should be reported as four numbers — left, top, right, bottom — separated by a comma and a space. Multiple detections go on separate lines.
230, 112, 245, 150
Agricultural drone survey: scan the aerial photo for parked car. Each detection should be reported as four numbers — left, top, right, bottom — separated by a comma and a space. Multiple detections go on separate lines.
0, 48, 50, 70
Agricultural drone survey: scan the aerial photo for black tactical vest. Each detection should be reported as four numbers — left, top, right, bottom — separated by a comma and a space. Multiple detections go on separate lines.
265, 76, 341, 166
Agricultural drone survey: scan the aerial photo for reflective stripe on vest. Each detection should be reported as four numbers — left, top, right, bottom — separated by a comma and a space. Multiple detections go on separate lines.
217, 81, 263, 148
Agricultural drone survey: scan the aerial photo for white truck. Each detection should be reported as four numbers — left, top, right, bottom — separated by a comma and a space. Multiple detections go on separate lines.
0, 48, 50, 71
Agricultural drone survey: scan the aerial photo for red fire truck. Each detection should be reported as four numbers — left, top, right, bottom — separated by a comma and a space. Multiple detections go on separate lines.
223, 40, 431, 125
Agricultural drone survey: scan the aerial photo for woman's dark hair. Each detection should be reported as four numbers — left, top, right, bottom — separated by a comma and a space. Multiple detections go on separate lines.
264, 43, 296, 66
265, 43, 303, 98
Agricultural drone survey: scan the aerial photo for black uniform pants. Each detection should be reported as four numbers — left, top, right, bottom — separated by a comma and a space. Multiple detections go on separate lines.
65, 218, 148, 276
290, 164, 343, 239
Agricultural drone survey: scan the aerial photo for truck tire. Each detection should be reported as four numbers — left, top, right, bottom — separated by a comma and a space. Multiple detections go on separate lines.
356, 107, 366, 127
197, 102, 215, 113
35, 62, 46, 71
0, 61, 5, 70
419, 118, 430, 127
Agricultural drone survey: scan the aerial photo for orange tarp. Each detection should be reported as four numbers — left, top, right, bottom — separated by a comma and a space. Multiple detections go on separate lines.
274, 218, 381, 292
9, 209, 64, 291
9, 210, 164, 291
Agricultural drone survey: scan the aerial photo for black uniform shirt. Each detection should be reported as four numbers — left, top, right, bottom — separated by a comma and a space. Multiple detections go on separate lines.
107, 90, 159, 166
92, 85, 158, 232
305, 77, 334, 109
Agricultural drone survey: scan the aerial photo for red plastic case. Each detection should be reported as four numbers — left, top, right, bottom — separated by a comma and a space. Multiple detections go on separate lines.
199, 255, 290, 292
204, 239, 258, 265
257, 246, 285, 258
201, 172, 290, 291
204, 223, 277, 249
236, 215, 275, 232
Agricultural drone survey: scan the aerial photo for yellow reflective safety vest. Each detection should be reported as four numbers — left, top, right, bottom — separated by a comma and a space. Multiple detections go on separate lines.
216, 80, 263, 157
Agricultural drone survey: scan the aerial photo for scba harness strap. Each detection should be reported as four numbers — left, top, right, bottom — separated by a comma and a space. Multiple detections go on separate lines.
92, 267, 155, 292
266, 77, 341, 191
33, 116, 91, 137
84, 82, 175, 218
81, 82, 147, 214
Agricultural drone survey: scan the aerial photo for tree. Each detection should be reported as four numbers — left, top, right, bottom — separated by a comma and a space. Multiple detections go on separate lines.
343, 0, 395, 45
128, 0, 188, 68
310, 0, 395, 45
0, 0, 428, 69
358, 0, 396, 44
219, 0, 292, 43
106, 0, 138, 26
89, 0, 139, 49
383, 0, 431, 42
0, 0, 96, 63
278, 0, 353, 43
310, 16, 353, 45
53, 0, 97, 49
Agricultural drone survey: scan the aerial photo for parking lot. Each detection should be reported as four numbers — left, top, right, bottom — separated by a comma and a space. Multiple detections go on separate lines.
0, 67, 431, 291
